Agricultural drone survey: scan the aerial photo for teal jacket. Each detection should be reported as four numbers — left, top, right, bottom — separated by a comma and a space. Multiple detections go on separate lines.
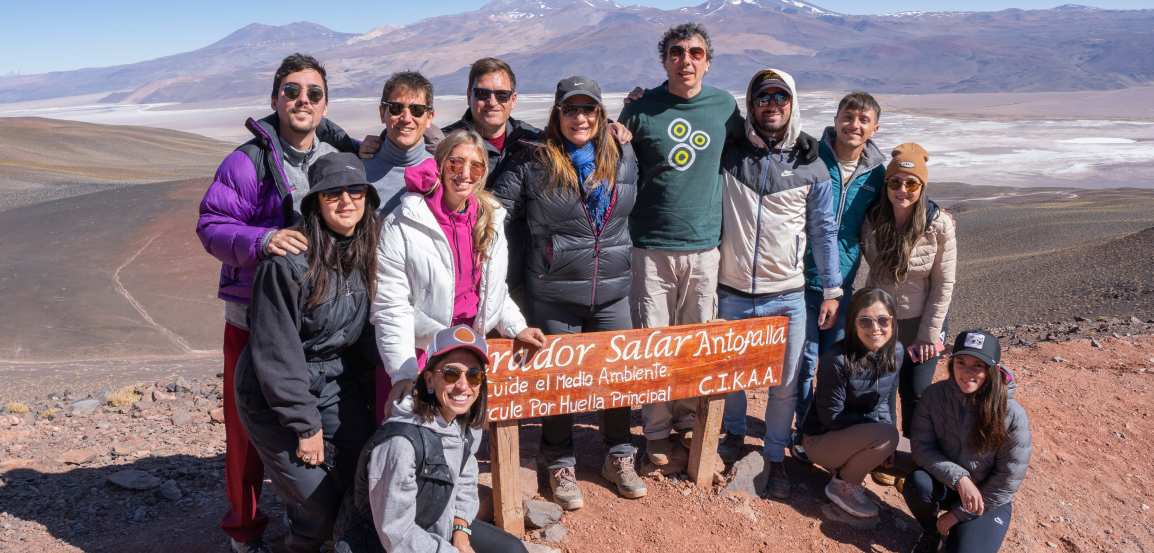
803, 127, 886, 292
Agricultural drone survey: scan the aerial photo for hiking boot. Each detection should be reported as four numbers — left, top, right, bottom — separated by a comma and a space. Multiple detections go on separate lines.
910, 530, 942, 553
646, 438, 672, 466
871, 471, 897, 486
231, 538, 272, 553
678, 429, 693, 450
791, 439, 813, 465
825, 475, 878, 517
895, 477, 906, 494
765, 460, 790, 499
548, 466, 583, 510
602, 454, 647, 499
717, 433, 744, 464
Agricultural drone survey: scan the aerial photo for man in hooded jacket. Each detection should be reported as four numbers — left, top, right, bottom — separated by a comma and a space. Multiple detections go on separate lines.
713, 68, 842, 500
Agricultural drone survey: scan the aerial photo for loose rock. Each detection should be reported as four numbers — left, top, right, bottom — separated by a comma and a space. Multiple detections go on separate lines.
109, 469, 162, 490
523, 500, 562, 529
171, 412, 193, 426
210, 408, 226, 423
60, 449, 97, 465
522, 542, 561, 553
132, 506, 148, 522
158, 480, 182, 501
542, 523, 567, 544
70, 399, 101, 415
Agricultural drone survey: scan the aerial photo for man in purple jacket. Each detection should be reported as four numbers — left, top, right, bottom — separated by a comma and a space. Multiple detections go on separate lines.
195, 53, 362, 553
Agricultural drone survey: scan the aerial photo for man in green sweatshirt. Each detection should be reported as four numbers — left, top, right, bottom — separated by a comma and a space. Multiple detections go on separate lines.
617, 23, 817, 465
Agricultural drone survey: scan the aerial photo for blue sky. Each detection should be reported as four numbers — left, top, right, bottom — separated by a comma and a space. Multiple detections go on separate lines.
3, 0, 1149, 75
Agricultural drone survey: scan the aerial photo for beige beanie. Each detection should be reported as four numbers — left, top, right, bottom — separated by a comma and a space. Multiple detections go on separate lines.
885, 143, 929, 184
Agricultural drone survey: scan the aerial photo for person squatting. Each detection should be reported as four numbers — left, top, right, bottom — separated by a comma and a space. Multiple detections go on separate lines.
196, 22, 1030, 553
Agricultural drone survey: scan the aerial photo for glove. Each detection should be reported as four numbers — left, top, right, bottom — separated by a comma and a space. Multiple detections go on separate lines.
797, 131, 819, 163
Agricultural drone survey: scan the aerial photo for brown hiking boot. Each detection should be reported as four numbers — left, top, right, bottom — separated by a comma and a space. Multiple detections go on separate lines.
871, 471, 896, 486
646, 438, 672, 465
548, 466, 583, 510
678, 429, 693, 450
602, 454, 647, 499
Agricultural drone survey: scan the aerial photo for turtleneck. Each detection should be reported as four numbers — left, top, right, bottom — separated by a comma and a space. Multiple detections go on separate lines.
364, 130, 434, 216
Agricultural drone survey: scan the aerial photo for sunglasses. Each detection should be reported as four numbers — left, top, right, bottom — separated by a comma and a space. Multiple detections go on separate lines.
281, 83, 325, 104
472, 87, 513, 103
753, 92, 791, 108
382, 101, 432, 118
558, 104, 599, 119
318, 184, 368, 203
856, 315, 894, 330
438, 366, 486, 387
667, 45, 706, 61
447, 156, 486, 180
886, 178, 923, 192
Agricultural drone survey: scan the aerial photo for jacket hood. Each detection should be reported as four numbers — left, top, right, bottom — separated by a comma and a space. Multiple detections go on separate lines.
820, 126, 886, 175
384, 395, 462, 438
743, 68, 802, 151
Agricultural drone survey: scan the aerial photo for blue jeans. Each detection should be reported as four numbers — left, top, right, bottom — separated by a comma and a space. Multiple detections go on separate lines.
796, 287, 852, 428
718, 289, 806, 462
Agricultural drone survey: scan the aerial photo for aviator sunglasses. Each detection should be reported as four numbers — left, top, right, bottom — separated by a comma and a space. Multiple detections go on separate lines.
319, 185, 368, 202
281, 83, 325, 104
382, 101, 432, 118
447, 156, 486, 180
437, 366, 486, 387
558, 104, 599, 119
886, 178, 923, 192
753, 92, 791, 108
472, 87, 514, 103
856, 315, 894, 330
667, 45, 706, 61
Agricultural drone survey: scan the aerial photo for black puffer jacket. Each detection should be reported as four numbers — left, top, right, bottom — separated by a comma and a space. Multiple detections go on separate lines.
800, 339, 903, 437
492, 139, 638, 308
236, 236, 378, 438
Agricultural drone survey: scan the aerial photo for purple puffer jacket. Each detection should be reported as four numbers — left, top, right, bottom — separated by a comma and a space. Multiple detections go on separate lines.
196, 113, 360, 303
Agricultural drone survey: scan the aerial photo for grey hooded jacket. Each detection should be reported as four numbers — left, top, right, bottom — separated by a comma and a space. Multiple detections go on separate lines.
910, 368, 1032, 523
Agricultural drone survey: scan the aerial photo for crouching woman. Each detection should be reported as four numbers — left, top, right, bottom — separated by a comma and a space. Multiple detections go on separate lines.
904, 329, 1032, 553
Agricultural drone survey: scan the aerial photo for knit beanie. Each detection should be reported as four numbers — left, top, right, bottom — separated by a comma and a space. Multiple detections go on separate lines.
885, 143, 929, 184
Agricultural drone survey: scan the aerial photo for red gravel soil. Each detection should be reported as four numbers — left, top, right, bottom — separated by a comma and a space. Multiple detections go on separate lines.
1, 335, 1151, 552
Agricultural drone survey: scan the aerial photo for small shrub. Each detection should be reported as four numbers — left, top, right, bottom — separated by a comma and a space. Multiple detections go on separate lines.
41, 407, 60, 419
106, 386, 142, 408
4, 402, 28, 414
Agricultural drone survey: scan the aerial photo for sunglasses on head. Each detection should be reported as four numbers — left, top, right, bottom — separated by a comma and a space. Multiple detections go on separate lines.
438, 366, 486, 387
886, 178, 923, 192
447, 156, 486, 180
472, 87, 513, 103
856, 315, 893, 330
382, 101, 432, 118
318, 184, 368, 203
281, 83, 325, 104
667, 45, 706, 61
558, 104, 599, 119
753, 92, 791, 108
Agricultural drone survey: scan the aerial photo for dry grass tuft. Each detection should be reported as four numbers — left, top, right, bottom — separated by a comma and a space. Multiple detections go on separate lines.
106, 386, 142, 408
41, 407, 59, 419
5, 402, 28, 414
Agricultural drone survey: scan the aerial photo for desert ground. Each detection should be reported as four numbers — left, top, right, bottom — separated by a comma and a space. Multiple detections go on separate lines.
0, 90, 1152, 552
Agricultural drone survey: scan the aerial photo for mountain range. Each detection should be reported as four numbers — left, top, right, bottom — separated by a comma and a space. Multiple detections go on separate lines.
2, 0, 1153, 104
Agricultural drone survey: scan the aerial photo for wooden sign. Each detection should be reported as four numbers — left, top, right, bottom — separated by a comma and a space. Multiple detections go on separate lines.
484, 316, 788, 421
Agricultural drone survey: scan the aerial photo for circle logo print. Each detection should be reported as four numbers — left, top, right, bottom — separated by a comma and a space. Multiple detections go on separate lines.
668, 143, 696, 172
689, 130, 710, 151
668, 118, 691, 142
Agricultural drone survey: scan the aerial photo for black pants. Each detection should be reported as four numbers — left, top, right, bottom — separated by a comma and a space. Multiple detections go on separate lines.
903, 469, 1012, 553
468, 519, 530, 553
530, 296, 636, 469
890, 316, 948, 435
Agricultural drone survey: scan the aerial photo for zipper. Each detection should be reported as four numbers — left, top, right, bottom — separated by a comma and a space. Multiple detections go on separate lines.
750, 151, 771, 294
794, 235, 802, 269
578, 184, 616, 309
590, 241, 599, 311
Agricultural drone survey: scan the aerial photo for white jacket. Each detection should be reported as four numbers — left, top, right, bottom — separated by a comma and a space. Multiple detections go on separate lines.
371, 192, 528, 385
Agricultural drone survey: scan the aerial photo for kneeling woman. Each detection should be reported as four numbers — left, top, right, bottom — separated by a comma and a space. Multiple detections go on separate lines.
370, 325, 527, 552
904, 329, 1032, 553
235, 153, 380, 552
799, 288, 906, 518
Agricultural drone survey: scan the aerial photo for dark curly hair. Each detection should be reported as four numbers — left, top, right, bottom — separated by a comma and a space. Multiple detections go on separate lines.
658, 23, 713, 63
272, 53, 328, 100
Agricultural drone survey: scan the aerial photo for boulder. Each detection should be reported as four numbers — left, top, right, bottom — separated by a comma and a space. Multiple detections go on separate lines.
721, 450, 769, 500
171, 413, 193, 426
109, 470, 162, 490
70, 399, 101, 416
174, 377, 193, 393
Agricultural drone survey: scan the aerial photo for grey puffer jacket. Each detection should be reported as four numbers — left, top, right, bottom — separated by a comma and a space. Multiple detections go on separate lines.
491, 139, 638, 308
910, 368, 1032, 523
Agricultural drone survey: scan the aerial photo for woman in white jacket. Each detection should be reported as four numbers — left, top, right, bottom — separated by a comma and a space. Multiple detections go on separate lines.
371, 130, 544, 420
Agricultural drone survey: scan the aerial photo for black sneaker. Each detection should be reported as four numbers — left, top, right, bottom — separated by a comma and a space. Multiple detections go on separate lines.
232, 538, 272, 553
910, 530, 942, 553
765, 460, 790, 499
717, 433, 744, 464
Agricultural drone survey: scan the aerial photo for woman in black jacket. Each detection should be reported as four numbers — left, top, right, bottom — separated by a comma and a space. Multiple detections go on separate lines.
234, 153, 381, 553
798, 288, 906, 519
491, 76, 641, 510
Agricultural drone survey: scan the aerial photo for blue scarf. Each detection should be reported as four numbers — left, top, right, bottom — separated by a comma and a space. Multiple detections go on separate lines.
565, 139, 613, 234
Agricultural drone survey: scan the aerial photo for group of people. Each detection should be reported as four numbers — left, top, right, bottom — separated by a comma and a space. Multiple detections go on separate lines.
195, 21, 1031, 553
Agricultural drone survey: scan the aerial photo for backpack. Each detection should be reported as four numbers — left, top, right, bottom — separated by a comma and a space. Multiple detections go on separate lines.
333, 421, 476, 553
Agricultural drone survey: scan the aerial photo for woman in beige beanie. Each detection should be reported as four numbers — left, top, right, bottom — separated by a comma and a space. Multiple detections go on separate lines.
860, 143, 956, 446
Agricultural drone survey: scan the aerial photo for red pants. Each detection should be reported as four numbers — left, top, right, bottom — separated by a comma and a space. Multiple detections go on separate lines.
220, 323, 269, 542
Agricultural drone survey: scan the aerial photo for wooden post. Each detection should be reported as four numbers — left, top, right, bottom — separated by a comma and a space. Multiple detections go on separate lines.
686, 392, 726, 489
489, 419, 524, 536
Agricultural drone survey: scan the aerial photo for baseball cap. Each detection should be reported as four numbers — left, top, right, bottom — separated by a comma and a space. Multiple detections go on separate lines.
950, 329, 1000, 368
751, 69, 792, 97
427, 325, 490, 368
555, 76, 602, 105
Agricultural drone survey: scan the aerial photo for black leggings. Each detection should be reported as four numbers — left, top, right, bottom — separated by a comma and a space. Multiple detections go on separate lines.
890, 316, 948, 435
903, 470, 1012, 553
468, 519, 529, 553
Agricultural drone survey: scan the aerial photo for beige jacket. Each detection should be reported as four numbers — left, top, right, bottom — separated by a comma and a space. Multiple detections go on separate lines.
861, 208, 956, 344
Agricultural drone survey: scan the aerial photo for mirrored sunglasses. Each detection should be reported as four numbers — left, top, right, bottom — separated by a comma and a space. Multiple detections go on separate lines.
856, 315, 894, 330
558, 104, 599, 119
753, 92, 791, 108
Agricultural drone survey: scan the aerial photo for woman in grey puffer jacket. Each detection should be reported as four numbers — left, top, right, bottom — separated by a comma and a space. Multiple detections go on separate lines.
904, 329, 1031, 553
490, 76, 642, 510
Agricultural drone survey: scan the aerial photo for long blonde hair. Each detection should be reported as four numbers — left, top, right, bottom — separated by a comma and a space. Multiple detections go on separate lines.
534, 99, 619, 197
431, 130, 499, 265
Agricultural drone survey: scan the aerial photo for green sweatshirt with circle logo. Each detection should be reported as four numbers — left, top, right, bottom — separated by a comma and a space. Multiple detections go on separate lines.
618, 83, 743, 251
